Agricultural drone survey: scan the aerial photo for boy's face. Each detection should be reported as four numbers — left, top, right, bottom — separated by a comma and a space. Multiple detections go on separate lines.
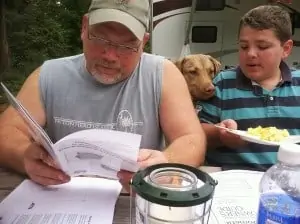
238, 25, 293, 82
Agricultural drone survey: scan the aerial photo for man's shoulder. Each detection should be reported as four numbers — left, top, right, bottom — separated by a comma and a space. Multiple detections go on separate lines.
42, 54, 84, 68
139, 53, 166, 73
39, 54, 84, 84
141, 52, 165, 62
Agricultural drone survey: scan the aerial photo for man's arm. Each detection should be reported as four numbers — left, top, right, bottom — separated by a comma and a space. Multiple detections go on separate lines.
201, 123, 222, 149
159, 59, 207, 167
196, 80, 223, 149
0, 67, 46, 173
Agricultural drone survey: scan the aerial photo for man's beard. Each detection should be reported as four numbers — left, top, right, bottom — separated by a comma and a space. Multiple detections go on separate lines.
89, 60, 123, 85
90, 69, 123, 85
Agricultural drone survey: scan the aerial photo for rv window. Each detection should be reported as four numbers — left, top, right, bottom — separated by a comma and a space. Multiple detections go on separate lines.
196, 0, 225, 11
291, 13, 300, 29
192, 26, 217, 43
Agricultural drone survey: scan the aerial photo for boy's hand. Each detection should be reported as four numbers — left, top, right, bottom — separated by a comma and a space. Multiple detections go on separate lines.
218, 119, 247, 149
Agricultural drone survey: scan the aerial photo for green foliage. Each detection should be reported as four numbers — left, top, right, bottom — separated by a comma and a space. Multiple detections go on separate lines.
144, 42, 151, 53
4, 0, 88, 80
1, 0, 152, 97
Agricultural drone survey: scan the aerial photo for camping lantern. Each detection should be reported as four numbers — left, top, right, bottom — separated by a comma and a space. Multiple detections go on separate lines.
130, 163, 218, 224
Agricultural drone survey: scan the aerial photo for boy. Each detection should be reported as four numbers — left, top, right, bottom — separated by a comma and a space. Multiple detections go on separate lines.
199, 5, 299, 171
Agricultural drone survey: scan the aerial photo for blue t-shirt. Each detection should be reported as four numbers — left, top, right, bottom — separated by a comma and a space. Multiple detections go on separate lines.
198, 61, 300, 170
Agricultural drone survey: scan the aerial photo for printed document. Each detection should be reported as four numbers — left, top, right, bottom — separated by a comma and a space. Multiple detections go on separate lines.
0, 177, 122, 224
208, 170, 263, 224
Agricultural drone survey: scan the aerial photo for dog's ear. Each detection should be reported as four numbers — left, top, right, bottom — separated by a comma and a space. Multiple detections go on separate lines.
173, 58, 185, 73
208, 55, 221, 75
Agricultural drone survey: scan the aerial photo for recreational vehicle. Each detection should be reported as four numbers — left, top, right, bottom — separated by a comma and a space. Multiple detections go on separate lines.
150, 0, 300, 69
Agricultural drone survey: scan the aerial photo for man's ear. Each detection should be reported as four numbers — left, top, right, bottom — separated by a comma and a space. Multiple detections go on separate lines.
142, 33, 150, 47
81, 14, 89, 41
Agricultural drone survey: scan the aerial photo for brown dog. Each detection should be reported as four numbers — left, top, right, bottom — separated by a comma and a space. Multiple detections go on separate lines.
174, 54, 221, 101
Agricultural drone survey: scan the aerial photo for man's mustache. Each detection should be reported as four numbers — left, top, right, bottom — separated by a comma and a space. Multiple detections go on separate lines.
95, 60, 119, 69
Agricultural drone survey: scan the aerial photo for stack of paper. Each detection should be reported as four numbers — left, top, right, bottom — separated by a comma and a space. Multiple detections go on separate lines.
0, 177, 122, 224
208, 170, 263, 224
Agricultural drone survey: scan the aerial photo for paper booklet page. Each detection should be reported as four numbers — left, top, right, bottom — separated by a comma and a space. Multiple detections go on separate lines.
0, 177, 122, 224
0, 82, 142, 179
207, 170, 264, 224
54, 129, 142, 179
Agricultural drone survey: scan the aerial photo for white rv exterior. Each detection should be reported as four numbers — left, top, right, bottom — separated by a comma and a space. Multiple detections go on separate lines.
150, 0, 300, 69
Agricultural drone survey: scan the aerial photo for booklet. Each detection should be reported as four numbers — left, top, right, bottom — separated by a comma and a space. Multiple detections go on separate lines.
208, 170, 263, 224
0, 82, 142, 179
0, 177, 122, 224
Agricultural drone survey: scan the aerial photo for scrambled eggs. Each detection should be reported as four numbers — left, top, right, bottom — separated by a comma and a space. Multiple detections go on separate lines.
247, 126, 290, 142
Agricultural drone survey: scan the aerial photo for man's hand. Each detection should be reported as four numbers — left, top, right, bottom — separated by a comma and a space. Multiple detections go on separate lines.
137, 148, 168, 169
24, 142, 70, 186
117, 149, 168, 193
218, 119, 247, 149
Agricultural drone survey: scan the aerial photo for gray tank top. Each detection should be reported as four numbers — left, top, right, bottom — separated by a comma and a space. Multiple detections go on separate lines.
39, 53, 165, 150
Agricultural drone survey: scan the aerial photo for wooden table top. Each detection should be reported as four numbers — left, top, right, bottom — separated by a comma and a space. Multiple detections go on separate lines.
0, 166, 221, 223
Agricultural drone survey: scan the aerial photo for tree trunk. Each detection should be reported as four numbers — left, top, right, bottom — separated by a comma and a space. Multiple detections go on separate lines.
0, 0, 9, 79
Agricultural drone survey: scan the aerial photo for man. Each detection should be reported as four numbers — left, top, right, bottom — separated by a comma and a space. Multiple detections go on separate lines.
0, 0, 206, 186
199, 5, 299, 171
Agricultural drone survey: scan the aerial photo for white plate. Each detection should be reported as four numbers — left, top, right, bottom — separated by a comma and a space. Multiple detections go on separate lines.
215, 125, 300, 146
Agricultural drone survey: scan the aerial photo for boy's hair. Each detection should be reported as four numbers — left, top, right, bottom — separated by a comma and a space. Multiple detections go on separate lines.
238, 5, 292, 43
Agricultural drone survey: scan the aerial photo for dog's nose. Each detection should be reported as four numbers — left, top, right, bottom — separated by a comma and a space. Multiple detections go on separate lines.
205, 84, 215, 93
